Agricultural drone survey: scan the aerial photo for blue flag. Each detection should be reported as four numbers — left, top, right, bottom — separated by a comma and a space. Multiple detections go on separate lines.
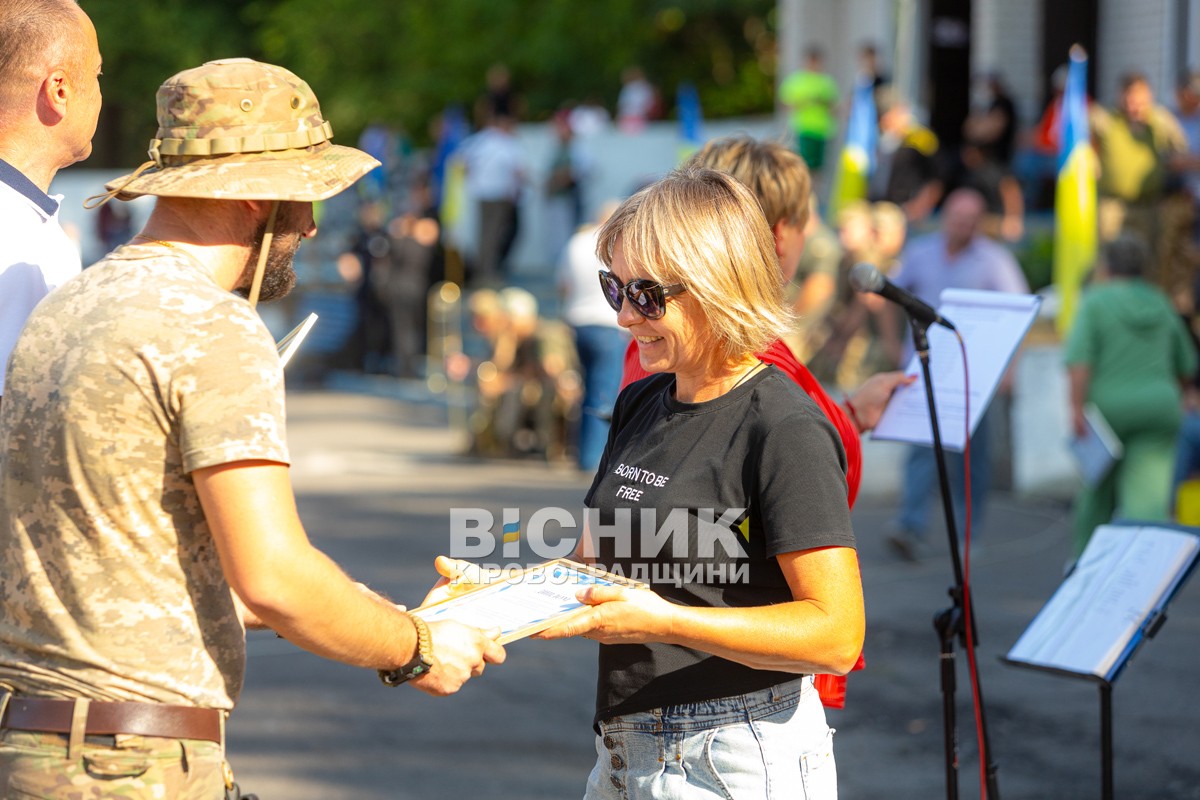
676, 82, 704, 161
830, 78, 878, 218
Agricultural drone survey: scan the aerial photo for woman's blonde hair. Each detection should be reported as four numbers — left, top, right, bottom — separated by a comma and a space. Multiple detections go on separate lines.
596, 167, 793, 361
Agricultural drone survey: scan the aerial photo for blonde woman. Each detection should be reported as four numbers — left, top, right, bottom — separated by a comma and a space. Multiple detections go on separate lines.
538, 167, 864, 799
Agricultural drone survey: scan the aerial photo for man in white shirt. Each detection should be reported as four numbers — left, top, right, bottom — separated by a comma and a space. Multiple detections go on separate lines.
0, 0, 103, 405
462, 114, 526, 284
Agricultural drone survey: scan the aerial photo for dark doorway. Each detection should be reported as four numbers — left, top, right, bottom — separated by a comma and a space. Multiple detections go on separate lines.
1042, 0, 1099, 107
927, 0, 972, 152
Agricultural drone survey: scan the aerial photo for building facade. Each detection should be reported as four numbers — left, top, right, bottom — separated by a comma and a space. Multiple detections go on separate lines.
779, 0, 1200, 146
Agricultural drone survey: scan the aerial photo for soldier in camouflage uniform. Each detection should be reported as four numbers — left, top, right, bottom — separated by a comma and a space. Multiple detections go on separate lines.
0, 59, 505, 799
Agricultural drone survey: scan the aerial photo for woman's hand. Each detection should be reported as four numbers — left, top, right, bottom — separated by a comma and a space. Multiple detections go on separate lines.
1071, 405, 1088, 440
534, 585, 677, 645
848, 371, 916, 432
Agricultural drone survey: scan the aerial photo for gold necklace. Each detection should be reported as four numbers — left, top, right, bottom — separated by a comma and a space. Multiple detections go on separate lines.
131, 233, 179, 250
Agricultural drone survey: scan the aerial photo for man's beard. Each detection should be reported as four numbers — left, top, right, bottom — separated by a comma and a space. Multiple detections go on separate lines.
235, 206, 303, 302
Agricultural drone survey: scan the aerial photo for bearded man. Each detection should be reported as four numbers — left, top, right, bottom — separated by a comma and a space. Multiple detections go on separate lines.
0, 59, 503, 799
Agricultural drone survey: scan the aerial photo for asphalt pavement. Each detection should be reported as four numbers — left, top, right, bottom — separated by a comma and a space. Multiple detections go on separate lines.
227, 390, 1200, 800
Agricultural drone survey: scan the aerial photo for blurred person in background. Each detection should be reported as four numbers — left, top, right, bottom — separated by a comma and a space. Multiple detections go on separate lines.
1092, 72, 1188, 263
1017, 63, 1087, 211
616, 66, 659, 134
371, 194, 442, 379
1160, 71, 1200, 312
1064, 235, 1197, 557
956, 72, 1024, 242
0, 0, 102, 408
560, 202, 627, 472
785, 195, 841, 361
869, 86, 944, 223
884, 188, 1029, 560
95, 200, 133, 253
338, 200, 394, 373
963, 72, 1019, 168
856, 41, 889, 92
544, 109, 592, 268
461, 112, 526, 285
807, 201, 879, 386
474, 62, 522, 129
1172, 70, 1200, 209
812, 202, 909, 386
779, 46, 839, 176
467, 287, 580, 461
568, 95, 612, 138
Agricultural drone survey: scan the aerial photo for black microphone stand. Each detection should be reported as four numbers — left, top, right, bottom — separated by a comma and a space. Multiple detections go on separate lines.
908, 317, 1001, 800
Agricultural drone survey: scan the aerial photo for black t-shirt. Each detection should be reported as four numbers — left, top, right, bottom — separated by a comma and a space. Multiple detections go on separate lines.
585, 367, 855, 724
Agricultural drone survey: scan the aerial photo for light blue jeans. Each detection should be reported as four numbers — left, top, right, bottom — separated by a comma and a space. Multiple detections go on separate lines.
897, 406, 993, 540
583, 676, 836, 800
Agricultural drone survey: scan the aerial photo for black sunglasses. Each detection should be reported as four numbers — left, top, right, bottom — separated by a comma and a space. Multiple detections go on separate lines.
598, 270, 686, 320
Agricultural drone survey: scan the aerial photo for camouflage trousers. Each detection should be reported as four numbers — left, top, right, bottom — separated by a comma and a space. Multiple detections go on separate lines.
0, 729, 224, 799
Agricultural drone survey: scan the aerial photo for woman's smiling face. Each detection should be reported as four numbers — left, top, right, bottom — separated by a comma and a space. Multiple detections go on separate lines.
608, 239, 715, 389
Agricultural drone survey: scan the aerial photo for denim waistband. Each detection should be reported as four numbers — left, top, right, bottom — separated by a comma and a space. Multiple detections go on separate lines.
599, 677, 811, 735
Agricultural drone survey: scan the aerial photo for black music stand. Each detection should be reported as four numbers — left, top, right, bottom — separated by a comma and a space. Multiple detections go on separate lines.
1003, 521, 1200, 800
907, 317, 1002, 800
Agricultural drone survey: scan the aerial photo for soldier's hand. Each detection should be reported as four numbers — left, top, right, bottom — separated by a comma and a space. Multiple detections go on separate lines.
420, 556, 497, 607
411, 621, 505, 696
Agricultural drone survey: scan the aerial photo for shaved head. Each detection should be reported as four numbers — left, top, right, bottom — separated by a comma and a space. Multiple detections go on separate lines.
0, 0, 86, 111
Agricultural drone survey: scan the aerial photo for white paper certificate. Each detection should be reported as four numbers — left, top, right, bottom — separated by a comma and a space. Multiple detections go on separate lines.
411, 559, 646, 644
871, 289, 1041, 451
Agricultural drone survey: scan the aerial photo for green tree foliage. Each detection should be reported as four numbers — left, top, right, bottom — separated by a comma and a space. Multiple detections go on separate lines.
83, 0, 775, 166
84, 0, 262, 166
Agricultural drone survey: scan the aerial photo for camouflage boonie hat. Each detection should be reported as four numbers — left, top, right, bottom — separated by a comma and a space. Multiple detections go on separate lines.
104, 58, 379, 202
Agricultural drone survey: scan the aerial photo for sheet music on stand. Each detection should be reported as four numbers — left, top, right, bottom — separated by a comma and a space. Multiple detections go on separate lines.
870, 289, 1041, 451
276, 313, 318, 369
1004, 522, 1200, 682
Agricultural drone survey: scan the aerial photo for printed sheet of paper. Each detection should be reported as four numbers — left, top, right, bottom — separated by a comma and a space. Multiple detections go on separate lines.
1005, 524, 1200, 681
1068, 404, 1123, 488
412, 559, 646, 645
871, 289, 1041, 451
276, 312, 318, 368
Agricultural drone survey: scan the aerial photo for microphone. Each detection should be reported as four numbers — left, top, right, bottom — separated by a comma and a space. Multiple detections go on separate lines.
848, 262, 956, 331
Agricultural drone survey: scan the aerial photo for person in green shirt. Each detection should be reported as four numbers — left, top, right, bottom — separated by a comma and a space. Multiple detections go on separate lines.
780, 47, 839, 173
1064, 235, 1198, 556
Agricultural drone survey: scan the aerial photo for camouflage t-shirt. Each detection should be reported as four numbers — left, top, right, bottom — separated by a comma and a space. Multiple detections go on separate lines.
0, 243, 288, 710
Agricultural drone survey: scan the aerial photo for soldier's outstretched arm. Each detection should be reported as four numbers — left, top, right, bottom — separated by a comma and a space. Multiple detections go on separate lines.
193, 459, 504, 693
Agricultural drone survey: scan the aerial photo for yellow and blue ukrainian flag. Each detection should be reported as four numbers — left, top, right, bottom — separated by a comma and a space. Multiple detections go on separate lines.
1052, 47, 1097, 333
829, 78, 877, 220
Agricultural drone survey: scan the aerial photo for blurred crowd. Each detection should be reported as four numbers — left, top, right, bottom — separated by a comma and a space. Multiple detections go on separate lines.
306, 52, 1200, 544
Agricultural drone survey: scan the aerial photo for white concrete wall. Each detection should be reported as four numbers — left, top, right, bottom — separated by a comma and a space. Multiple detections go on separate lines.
973, 0, 1043, 124
783, 0, 895, 98
1097, 0, 1172, 103
1011, 344, 1079, 499
1191, 0, 1200, 68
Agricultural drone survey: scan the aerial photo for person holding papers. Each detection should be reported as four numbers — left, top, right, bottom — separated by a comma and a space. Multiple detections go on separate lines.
0, 60, 502, 798
1063, 234, 1197, 557
536, 167, 865, 799
883, 188, 1029, 560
